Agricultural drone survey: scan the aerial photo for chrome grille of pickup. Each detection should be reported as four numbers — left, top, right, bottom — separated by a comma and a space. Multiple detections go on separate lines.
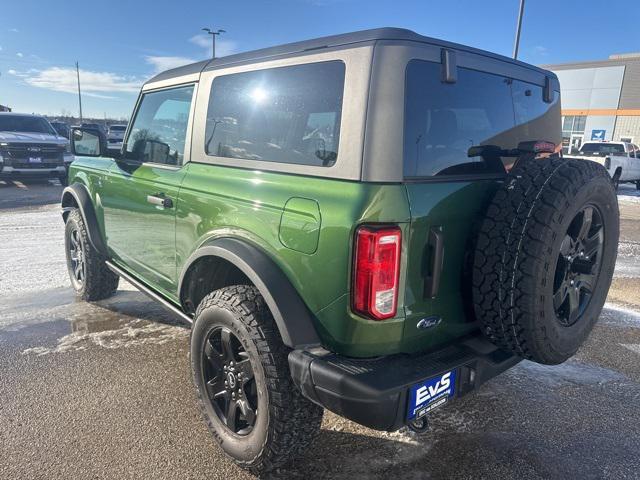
3, 143, 64, 160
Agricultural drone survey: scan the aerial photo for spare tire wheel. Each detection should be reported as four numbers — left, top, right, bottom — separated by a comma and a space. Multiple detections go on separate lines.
473, 157, 619, 365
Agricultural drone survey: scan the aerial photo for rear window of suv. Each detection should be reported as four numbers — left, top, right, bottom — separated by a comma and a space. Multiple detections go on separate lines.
403, 60, 559, 178
204, 61, 345, 167
579, 143, 626, 155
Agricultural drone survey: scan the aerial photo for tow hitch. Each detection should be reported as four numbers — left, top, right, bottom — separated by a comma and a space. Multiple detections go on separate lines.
407, 416, 429, 434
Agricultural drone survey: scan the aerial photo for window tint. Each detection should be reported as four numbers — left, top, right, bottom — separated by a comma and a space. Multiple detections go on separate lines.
205, 61, 345, 167
580, 143, 626, 155
404, 60, 560, 177
404, 61, 514, 177
0, 115, 56, 135
125, 85, 194, 165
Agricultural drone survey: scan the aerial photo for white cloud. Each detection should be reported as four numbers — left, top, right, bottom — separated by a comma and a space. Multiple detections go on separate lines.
8, 69, 17, 75
189, 34, 238, 58
21, 67, 141, 95
531, 45, 549, 57
0, 46, 3, 51
144, 55, 197, 74
9, 28, 19, 33
16, 52, 23, 57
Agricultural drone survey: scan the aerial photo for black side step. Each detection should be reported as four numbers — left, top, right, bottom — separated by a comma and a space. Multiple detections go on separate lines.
105, 260, 193, 325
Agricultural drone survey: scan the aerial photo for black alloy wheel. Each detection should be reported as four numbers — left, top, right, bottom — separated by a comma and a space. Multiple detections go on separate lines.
553, 205, 605, 326
201, 326, 258, 435
67, 226, 86, 288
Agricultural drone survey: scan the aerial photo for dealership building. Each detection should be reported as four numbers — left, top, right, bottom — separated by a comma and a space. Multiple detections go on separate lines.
543, 53, 640, 152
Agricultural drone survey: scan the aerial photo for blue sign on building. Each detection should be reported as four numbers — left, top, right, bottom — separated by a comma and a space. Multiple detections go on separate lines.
591, 129, 606, 141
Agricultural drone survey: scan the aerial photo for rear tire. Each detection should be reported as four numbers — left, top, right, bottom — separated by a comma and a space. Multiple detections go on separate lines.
64, 209, 119, 301
473, 157, 619, 365
191, 285, 323, 476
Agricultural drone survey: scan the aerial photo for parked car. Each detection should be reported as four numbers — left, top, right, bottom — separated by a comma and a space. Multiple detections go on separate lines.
61, 28, 619, 475
50, 120, 70, 139
0, 113, 72, 184
106, 124, 127, 151
80, 123, 106, 135
565, 141, 640, 189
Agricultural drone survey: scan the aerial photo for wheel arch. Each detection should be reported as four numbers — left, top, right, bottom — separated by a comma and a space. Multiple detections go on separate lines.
61, 183, 108, 257
179, 237, 321, 349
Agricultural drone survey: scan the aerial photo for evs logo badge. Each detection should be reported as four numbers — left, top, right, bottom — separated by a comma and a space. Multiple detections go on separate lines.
407, 370, 456, 420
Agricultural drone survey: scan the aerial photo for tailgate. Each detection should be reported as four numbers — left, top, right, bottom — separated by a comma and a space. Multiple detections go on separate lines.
402, 179, 501, 352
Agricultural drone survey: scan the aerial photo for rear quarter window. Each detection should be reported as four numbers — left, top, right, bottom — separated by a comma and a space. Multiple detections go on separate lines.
204, 61, 345, 168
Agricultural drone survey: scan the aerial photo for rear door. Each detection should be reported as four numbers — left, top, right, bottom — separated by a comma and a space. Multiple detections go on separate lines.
402, 59, 560, 351
101, 84, 196, 297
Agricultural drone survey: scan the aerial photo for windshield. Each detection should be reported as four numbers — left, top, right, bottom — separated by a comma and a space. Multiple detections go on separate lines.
580, 143, 625, 155
0, 115, 57, 135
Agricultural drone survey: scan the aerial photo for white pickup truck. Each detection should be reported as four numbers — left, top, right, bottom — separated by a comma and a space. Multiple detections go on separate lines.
566, 141, 640, 190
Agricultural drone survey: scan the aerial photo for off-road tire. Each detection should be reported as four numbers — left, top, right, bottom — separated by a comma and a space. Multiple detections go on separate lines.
191, 285, 323, 476
473, 157, 619, 365
64, 209, 119, 301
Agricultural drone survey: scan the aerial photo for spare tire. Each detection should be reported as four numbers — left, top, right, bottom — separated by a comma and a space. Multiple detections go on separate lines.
473, 157, 619, 365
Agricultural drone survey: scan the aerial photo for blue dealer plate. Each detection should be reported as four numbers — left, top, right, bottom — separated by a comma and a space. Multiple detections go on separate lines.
407, 369, 456, 420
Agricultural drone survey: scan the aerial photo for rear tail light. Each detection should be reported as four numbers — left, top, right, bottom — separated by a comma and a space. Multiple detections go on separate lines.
352, 226, 401, 320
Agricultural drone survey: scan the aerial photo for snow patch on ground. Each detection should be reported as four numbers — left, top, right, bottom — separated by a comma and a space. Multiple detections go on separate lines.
621, 344, 640, 355
21, 318, 188, 356
618, 195, 640, 204
600, 303, 640, 326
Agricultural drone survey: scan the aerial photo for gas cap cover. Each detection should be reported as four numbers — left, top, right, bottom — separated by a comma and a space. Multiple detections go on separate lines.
279, 197, 321, 254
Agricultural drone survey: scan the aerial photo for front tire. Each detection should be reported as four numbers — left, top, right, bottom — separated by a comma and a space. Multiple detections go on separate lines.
191, 285, 323, 475
64, 209, 119, 301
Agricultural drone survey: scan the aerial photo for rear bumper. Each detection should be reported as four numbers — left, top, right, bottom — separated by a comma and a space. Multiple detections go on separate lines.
289, 336, 520, 431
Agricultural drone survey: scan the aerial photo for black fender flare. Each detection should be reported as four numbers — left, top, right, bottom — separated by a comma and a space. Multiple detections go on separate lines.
179, 237, 321, 349
61, 183, 108, 257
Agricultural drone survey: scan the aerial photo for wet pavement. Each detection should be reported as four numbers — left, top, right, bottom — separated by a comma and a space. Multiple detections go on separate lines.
1, 179, 640, 479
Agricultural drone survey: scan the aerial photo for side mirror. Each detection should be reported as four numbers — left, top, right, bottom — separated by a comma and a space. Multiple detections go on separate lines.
71, 128, 107, 157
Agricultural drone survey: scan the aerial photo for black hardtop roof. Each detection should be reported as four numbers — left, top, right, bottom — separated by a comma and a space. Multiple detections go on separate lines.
146, 27, 555, 85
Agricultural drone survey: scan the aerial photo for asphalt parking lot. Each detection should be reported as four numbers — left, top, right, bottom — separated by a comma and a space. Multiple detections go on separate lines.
1, 179, 640, 479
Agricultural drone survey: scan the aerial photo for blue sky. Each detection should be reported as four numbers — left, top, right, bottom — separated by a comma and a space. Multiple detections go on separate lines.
1, 0, 638, 119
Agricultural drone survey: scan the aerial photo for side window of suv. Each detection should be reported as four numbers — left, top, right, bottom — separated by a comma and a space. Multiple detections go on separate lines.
124, 85, 194, 166
204, 61, 345, 167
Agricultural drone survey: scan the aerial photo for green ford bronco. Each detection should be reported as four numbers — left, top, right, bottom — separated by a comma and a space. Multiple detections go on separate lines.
61, 28, 619, 474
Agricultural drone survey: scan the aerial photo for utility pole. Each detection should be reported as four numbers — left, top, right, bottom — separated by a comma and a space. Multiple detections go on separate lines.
512, 0, 525, 59
75, 61, 83, 124
202, 27, 226, 59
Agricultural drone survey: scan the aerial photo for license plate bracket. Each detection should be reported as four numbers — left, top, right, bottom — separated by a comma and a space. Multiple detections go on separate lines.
407, 369, 457, 420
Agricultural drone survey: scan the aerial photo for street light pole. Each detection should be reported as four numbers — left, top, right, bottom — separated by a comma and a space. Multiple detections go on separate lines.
512, 0, 525, 59
202, 28, 226, 59
75, 61, 83, 124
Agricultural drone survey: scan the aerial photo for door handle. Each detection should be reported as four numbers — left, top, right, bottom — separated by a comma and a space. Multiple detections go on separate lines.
424, 226, 444, 299
146, 193, 173, 208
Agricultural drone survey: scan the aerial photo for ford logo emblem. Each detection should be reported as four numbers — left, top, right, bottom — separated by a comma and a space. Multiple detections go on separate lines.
417, 316, 442, 330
